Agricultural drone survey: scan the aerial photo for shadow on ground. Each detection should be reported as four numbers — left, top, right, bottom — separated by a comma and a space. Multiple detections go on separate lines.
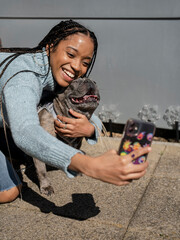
21, 186, 100, 221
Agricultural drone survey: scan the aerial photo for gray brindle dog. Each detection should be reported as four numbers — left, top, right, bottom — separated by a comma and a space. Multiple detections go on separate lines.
34, 77, 100, 195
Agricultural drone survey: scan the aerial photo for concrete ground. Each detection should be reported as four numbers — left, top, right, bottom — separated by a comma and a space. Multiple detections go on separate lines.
0, 137, 180, 240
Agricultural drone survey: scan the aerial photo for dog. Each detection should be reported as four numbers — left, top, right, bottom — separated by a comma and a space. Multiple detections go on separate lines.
33, 78, 100, 195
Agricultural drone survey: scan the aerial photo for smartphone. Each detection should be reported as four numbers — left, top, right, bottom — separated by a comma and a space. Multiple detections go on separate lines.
118, 118, 156, 164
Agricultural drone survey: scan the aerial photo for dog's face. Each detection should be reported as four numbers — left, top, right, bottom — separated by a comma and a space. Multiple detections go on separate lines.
53, 78, 100, 119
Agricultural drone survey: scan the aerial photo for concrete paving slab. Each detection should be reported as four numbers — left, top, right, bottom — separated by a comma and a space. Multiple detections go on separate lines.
0, 138, 179, 240
154, 144, 180, 178
0, 206, 122, 240
123, 178, 180, 240
122, 142, 180, 240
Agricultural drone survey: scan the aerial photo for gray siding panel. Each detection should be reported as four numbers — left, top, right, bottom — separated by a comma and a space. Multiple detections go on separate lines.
0, 1, 180, 129
0, 0, 180, 18
90, 20, 180, 128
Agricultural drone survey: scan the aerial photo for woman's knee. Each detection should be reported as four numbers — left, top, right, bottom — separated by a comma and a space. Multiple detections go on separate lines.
0, 184, 22, 203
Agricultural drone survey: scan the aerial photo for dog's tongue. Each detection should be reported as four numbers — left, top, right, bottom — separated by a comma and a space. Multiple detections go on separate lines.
83, 95, 98, 101
71, 95, 98, 103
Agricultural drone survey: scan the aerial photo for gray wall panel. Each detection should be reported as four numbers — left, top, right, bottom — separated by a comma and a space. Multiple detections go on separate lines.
88, 20, 180, 128
0, 0, 180, 18
0, 19, 60, 47
0, 3, 180, 129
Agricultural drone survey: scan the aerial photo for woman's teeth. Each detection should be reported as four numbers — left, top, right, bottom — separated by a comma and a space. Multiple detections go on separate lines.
63, 69, 75, 79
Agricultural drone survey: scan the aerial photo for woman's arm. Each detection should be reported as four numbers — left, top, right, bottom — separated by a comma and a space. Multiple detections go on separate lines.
69, 147, 150, 185
4, 77, 150, 184
2, 72, 150, 185
2, 73, 82, 178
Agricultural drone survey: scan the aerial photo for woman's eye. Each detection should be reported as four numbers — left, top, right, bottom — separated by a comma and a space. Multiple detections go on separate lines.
67, 52, 74, 58
83, 61, 90, 67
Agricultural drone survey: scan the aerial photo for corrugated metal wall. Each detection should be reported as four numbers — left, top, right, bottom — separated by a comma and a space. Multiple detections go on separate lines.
1, 0, 180, 129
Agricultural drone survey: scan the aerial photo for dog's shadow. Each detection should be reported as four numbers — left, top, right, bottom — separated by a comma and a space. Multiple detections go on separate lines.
21, 186, 100, 220
16, 157, 100, 221
19, 163, 100, 220
0, 128, 100, 220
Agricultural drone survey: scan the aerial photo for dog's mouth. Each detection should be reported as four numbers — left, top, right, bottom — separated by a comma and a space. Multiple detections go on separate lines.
70, 94, 99, 104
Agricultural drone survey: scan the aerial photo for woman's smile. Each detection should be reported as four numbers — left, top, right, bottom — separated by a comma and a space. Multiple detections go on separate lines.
62, 68, 75, 82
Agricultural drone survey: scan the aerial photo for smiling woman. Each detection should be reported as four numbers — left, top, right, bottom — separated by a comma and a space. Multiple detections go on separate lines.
47, 33, 94, 87
0, 20, 150, 203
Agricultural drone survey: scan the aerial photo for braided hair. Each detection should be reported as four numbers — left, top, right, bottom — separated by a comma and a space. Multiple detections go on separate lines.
0, 19, 98, 77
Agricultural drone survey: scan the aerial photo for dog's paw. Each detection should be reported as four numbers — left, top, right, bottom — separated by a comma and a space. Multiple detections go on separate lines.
40, 185, 55, 196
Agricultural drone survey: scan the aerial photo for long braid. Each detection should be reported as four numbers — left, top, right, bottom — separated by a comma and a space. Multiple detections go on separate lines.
0, 19, 98, 77
0, 19, 98, 124
0, 18, 98, 132
0, 19, 98, 115
37, 20, 98, 76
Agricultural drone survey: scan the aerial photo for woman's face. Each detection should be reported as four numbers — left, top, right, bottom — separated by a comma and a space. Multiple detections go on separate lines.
47, 33, 94, 87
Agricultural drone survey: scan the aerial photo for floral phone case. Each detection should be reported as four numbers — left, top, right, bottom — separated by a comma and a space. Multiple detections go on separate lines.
118, 118, 156, 164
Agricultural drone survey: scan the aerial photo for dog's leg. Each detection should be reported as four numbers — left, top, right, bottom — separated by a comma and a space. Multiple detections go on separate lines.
33, 157, 54, 195
33, 109, 56, 195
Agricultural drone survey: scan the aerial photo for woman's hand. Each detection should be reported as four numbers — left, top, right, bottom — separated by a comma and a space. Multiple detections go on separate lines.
54, 109, 95, 138
69, 146, 151, 186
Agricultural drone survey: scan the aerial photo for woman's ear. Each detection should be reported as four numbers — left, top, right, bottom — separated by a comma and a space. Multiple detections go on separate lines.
45, 44, 53, 56
45, 44, 50, 56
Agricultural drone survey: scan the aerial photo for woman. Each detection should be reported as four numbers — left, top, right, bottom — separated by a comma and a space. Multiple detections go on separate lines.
0, 20, 150, 203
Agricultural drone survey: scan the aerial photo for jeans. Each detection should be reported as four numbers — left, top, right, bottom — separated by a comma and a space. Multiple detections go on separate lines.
0, 151, 21, 191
